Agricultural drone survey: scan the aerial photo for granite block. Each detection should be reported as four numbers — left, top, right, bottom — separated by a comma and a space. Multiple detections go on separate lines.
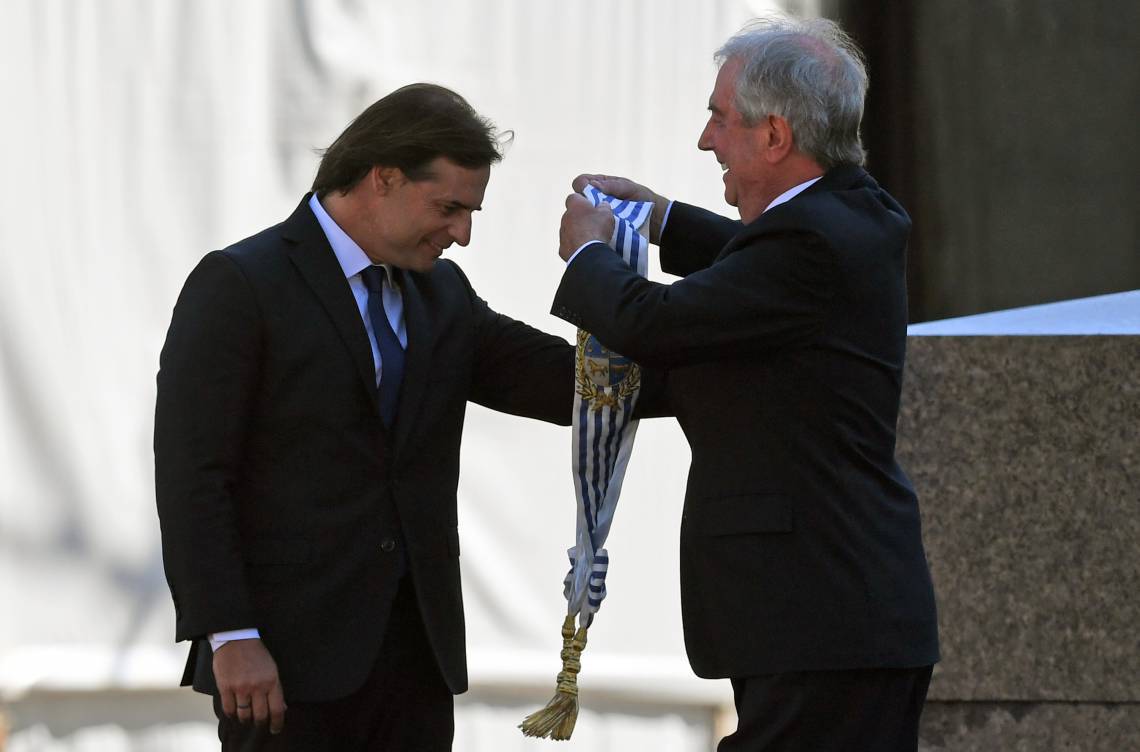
919, 701, 1140, 752
897, 336, 1140, 702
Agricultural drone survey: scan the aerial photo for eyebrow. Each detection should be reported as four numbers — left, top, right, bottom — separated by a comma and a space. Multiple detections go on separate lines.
707, 100, 724, 116
442, 199, 482, 212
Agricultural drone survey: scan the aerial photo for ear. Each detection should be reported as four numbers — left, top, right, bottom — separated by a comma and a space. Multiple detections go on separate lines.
761, 115, 796, 164
370, 166, 406, 196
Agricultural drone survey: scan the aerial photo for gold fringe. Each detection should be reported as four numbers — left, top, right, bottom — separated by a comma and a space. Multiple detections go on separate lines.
518, 615, 589, 740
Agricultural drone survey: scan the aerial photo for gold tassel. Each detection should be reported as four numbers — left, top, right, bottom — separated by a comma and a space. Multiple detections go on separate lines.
518, 615, 589, 740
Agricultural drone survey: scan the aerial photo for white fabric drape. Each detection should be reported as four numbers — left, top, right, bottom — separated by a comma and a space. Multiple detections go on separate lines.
0, 1, 802, 747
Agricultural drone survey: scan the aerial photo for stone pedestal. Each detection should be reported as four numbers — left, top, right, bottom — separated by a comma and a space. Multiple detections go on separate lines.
898, 292, 1140, 750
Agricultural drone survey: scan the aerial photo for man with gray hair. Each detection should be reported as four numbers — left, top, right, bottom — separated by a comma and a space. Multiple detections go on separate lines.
554, 16, 938, 751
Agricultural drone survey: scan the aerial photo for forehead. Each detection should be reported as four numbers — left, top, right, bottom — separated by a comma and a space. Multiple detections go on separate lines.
710, 57, 743, 113
419, 157, 490, 205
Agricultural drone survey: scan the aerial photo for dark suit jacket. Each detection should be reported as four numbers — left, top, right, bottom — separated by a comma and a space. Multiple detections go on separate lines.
552, 165, 938, 678
155, 195, 573, 702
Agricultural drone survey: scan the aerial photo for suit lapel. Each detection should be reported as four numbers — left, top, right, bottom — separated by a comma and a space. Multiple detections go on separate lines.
281, 196, 380, 415
392, 269, 432, 452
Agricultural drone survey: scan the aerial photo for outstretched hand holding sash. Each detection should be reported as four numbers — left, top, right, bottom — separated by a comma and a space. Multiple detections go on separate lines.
520, 186, 654, 741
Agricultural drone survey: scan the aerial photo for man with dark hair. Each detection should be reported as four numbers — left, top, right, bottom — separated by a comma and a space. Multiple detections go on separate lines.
555, 17, 938, 751
155, 83, 573, 751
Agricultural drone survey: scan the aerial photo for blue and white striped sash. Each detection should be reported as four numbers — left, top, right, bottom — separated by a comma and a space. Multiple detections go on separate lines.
562, 185, 653, 625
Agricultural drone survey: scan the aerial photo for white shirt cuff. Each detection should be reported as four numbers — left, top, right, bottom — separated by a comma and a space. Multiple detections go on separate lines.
209, 628, 261, 652
566, 241, 603, 266
660, 200, 675, 237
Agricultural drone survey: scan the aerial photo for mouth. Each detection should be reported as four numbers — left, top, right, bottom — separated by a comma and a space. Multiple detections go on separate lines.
718, 159, 728, 172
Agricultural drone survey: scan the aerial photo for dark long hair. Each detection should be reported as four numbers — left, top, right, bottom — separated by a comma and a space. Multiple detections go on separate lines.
312, 83, 505, 196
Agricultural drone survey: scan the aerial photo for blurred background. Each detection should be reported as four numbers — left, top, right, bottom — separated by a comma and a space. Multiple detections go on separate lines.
1, 1, 1136, 750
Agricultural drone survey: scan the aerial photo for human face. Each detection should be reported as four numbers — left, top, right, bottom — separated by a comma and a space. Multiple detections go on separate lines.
697, 58, 771, 223
367, 157, 490, 272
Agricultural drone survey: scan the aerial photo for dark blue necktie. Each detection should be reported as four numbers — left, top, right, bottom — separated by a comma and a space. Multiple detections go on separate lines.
360, 265, 405, 429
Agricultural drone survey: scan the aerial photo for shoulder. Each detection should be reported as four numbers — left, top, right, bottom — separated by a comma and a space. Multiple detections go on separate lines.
412, 257, 477, 298
177, 198, 320, 307
742, 168, 910, 253
434, 257, 470, 285
215, 196, 322, 273
173, 223, 293, 317
216, 221, 290, 270
171, 227, 285, 309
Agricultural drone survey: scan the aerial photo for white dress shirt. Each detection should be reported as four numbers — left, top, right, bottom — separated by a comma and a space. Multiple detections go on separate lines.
309, 193, 408, 371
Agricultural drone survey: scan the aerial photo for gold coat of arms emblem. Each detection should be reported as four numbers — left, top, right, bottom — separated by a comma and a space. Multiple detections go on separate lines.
575, 330, 640, 409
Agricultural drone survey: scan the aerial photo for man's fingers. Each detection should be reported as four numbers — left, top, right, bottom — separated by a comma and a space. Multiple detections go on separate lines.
235, 696, 253, 723
592, 177, 618, 191
251, 690, 270, 726
572, 173, 654, 205
220, 690, 237, 718
212, 639, 281, 726
268, 682, 288, 734
565, 192, 591, 210
575, 173, 616, 193
573, 173, 631, 194
589, 202, 617, 228
571, 174, 596, 192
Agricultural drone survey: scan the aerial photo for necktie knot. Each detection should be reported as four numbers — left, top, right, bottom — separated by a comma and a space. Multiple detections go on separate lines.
360, 264, 389, 293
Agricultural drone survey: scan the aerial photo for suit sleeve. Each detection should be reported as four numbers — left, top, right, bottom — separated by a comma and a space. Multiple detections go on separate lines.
658, 201, 743, 277
442, 261, 575, 425
154, 251, 261, 642
631, 366, 672, 419
551, 228, 837, 369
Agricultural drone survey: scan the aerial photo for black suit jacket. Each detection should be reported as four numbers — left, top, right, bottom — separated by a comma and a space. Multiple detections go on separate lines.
552, 166, 938, 677
155, 196, 573, 702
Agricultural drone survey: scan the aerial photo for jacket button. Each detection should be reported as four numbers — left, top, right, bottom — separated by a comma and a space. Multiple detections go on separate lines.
380, 538, 397, 553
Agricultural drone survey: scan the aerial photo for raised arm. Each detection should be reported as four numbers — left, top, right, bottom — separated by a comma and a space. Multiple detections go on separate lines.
658, 202, 743, 277
552, 228, 836, 369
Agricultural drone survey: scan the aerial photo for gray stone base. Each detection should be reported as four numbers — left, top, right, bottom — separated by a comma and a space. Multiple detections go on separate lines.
920, 701, 1140, 751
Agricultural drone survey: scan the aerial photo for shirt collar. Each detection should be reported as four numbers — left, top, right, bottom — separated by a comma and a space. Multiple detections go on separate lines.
308, 193, 374, 279
764, 175, 823, 214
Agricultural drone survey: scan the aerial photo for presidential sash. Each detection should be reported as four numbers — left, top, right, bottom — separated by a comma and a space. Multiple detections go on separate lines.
520, 186, 653, 740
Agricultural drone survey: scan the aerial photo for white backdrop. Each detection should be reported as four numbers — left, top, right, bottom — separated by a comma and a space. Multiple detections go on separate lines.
0, 1, 809, 748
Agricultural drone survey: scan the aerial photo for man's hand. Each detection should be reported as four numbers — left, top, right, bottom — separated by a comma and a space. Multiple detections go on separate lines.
572, 174, 670, 244
213, 638, 287, 734
559, 193, 616, 261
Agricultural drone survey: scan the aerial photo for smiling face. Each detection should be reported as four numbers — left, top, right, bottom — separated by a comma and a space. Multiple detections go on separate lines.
697, 57, 776, 223
362, 157, 490, 272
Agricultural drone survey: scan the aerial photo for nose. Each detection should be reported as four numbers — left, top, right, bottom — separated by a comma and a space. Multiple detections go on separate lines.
450, 212, 473, 247
697, 118, 714, 152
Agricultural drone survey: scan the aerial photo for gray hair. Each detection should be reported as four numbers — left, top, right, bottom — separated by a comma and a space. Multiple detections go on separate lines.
715, 17, 868, 168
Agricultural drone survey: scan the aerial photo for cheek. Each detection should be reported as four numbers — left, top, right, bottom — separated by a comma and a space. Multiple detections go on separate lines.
405, 219, 424, 238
